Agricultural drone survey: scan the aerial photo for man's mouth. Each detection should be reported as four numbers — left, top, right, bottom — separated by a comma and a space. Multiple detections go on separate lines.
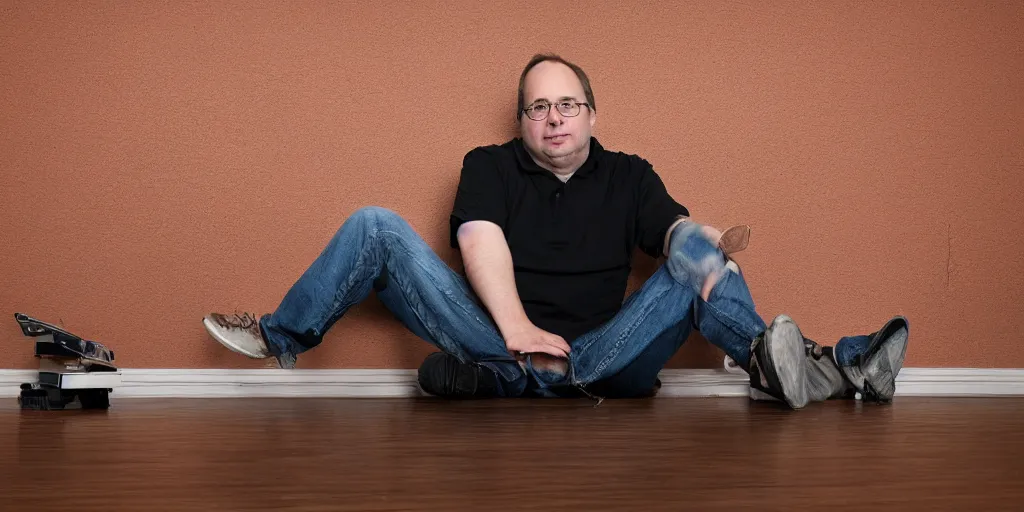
545, 134, 570, 142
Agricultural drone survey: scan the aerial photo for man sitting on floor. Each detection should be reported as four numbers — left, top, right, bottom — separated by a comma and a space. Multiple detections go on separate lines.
203, 54, 909, 408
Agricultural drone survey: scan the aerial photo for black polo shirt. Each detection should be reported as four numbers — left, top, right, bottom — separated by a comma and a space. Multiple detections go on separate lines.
449, 137, 689, 343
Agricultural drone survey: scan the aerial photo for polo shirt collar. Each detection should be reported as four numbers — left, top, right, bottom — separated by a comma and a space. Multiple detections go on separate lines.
512, 137, 603, 179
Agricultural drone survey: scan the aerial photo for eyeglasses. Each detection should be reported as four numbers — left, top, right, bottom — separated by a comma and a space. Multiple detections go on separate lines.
522, 100, 591, 121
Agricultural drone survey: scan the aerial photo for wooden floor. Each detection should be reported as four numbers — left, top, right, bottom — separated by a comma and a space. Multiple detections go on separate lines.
2, 397, 1023, 511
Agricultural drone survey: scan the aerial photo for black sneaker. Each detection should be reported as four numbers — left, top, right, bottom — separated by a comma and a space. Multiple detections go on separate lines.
802, 316, 909, 403
838, 316, 910, 402
748, 315, 810, 409
417, 352, 502, 399
742, 336, 849, 404
851, 316, 909, 402
748, 316, 910, 406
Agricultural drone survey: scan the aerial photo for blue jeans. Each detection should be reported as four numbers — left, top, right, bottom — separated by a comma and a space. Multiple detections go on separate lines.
260, 207, 856, 397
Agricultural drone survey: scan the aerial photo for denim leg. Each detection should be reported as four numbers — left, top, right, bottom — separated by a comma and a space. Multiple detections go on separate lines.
706, 264, 875, 370
584, 321, 692, 398
566, 267, 695, 389
695, 261, 879, 381
833, 335, 872, 366
559, 263, 766, 396
259, 206, 525, 396
694, 264, 767, 371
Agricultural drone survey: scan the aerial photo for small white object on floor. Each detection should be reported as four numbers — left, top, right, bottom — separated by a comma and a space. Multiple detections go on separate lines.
724, 356, 747, 375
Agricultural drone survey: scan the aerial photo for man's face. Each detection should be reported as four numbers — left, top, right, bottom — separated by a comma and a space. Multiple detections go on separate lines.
519, 61, 596, 169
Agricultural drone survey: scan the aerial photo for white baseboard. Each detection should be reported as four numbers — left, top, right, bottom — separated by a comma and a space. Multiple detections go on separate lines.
2, 368, 1023, 399
0, 369, 423, 398
658, 368, 1024, 397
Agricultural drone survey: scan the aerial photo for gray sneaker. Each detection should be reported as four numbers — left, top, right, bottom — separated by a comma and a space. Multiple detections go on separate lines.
748, 314, 810, 409
802, 339, 852, 401
804, 316, 909, 403
203, 312, 272, 359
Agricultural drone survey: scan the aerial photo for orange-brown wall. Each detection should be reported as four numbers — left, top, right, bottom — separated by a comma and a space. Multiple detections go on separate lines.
2, 1, 1022, 370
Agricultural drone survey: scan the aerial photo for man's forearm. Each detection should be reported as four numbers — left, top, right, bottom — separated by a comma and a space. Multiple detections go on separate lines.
457, 221, 530, 337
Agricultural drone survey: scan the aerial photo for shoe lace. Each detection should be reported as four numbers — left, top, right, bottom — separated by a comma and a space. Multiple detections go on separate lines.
804, 336, 823, 358
229, 311, 259, 330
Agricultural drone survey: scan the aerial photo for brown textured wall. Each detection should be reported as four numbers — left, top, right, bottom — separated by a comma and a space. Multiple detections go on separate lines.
2, 1, 1022, 370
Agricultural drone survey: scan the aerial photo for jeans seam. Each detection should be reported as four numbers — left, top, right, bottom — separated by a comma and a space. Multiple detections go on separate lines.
378, 230, 521, 384
312, 225, 382, 338
701, 297, 756, 352
378, 229, 468, 358
377, 229, 516, 366
574, 281, 675, 384
573, 295, 632, 356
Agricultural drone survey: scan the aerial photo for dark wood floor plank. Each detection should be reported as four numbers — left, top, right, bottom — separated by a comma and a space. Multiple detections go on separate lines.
2, 398, 1023, 510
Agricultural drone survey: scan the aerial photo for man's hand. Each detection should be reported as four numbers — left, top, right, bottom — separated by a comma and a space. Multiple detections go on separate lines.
501, 322, 571, 359
664, 217, 750, 258
664, 216, 724, 257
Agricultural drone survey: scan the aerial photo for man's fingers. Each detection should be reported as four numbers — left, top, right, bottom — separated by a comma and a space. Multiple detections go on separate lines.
553, 337, 571, 354
544, 346, 569, 358
539, 335, 570, 355
534, 340, 568, 358
529, 344, 565, 359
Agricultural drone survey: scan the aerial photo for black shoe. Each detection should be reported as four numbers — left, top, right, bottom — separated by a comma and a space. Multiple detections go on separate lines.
801, 316, 910, 403
417, 352, 502, 399
748, 315, 810, 409
840, 316, 910, 402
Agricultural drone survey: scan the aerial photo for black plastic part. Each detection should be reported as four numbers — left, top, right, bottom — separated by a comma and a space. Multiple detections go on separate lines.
18, 384, 111, 410
33, 342, 118, 371
38, 372, 61, 388
14, 312, 78, 339
78, 389, 111, 409
35, 341, 85, 358
16, 313, 117, 367
15, 313, 118, 411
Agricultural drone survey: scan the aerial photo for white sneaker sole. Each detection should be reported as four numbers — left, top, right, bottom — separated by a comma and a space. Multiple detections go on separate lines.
202, 317, 268, 359
767, 316, 810, 409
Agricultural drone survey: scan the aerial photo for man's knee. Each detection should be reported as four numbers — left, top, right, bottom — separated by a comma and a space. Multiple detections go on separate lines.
349, 205, 404, 227
338, 206, 417, 241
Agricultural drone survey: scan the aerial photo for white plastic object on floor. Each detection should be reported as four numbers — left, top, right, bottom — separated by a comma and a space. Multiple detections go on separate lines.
724, 356, 747, 375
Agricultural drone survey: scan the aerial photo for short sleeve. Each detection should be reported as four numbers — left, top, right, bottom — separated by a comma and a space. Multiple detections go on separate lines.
449, 149, 508, 248
635, 161, 689, 258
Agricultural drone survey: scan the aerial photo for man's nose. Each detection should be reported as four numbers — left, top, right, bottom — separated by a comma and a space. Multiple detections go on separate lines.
547, 108, 564, 126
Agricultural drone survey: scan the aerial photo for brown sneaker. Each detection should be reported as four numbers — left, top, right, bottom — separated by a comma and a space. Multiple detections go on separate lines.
203, 312, 272, 359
